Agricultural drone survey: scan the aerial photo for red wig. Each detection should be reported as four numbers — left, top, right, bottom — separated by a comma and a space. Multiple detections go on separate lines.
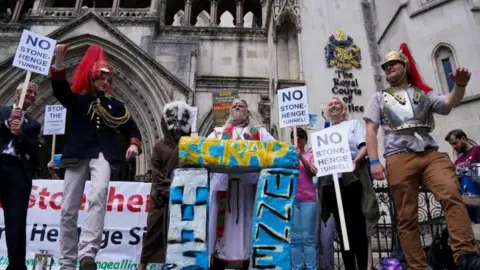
399, 43, 432, 92
71, 45, 113, 95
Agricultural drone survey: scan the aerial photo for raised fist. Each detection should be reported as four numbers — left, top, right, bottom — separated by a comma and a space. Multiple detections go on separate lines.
54, 44, 68, 68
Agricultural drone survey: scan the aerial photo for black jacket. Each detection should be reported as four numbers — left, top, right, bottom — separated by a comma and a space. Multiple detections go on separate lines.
0, 105, 41, 179
50, 69, 142, 162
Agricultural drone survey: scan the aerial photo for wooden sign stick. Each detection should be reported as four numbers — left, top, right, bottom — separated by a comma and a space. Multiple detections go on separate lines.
51, 134, 56, 161
17, 71, 32, 109
333, 173, 350, 250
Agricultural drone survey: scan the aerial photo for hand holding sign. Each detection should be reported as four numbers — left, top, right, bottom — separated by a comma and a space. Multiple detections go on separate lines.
310, 125, 352, 250
9, 107, 22, 121
10, 119, 22, 135
55, 44, 68, 68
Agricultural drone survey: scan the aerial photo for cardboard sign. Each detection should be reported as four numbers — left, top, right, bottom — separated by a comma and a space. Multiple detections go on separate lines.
43, 105, 67, 135
12, 30, 56, 76
277, 86, 309, 128
310, 125, 353, 177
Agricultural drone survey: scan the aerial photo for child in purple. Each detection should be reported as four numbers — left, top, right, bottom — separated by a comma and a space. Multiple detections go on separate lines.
290, 127, 320, 270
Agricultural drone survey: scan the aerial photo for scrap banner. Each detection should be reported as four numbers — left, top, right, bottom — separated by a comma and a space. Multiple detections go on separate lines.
0, 180, 157, 270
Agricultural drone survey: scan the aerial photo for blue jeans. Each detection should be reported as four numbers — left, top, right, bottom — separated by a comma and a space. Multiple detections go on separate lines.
318, 215, 336, 270
291, 201, 318, 270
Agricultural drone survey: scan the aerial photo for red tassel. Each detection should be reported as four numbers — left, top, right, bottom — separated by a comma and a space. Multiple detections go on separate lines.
399, 43, 432, 92
71, 45, 113, 95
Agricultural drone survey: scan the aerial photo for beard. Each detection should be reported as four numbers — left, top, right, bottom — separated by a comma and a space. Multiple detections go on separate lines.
231, 110, 248, 125
459, 143, 468, 154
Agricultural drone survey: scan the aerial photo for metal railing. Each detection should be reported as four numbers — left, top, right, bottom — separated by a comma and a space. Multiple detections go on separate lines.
328, 182, 445, 269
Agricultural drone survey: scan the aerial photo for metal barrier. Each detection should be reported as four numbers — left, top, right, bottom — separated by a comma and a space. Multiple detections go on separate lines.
328, 182, 445, 270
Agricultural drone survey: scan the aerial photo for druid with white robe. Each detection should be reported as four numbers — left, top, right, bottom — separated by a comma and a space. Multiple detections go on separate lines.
207, 99, 274, 269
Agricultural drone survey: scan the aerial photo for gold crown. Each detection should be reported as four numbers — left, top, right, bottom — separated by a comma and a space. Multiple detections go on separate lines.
335, 29, 346, 41
381, 50, 408, 70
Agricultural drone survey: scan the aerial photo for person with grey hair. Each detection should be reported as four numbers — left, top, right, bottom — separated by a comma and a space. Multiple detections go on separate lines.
317, 96, 379, 270
207, 98, 275, 269
0, 82, 41, 270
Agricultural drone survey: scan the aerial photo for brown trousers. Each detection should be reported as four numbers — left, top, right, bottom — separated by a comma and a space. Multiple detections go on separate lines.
386, 150, 478, 270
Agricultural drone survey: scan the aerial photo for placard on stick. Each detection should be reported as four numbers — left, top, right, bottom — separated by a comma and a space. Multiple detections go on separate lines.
277, 86, 309, 129
311, 126, 353, 176
12, 30, 56, 111
310, 125, 353, 250
43, 105, 67, 135
277, 86, 309, 146
13, 30, 56, 76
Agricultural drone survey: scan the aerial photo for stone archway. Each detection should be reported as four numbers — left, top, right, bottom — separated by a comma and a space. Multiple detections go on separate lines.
0, 34, 189, 175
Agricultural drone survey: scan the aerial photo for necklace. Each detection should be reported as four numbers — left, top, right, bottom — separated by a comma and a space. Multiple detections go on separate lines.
233, 126, 246, 139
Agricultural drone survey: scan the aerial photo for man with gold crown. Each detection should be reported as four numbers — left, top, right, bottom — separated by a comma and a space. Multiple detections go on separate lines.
207, 99, 275, 269
49, 44, 142, 270
364, 43, 480, 269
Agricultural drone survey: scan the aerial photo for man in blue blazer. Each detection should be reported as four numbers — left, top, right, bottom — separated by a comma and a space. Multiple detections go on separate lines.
0, 82, 41, 270
50, 44, 142, 270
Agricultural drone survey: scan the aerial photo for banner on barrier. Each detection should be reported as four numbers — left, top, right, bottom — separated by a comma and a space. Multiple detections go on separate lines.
0, 180, 155, 270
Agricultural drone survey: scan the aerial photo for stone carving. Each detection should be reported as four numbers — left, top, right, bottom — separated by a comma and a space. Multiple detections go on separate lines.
250, 168, 298, 269
325, 29, 362, 70
164, 168, 209, 270
273, 0, 301, 30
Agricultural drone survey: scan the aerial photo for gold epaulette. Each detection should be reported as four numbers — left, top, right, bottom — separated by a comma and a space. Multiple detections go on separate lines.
88, 98, 131, 128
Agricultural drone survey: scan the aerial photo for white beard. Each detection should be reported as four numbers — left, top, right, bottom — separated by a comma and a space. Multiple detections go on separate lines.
231, 110, 247, 122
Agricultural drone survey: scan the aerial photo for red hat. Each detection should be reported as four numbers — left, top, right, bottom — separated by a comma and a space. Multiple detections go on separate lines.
381, 43, 432, 92
71, 45, 113, 95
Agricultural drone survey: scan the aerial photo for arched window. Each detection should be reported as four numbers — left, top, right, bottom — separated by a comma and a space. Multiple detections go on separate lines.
433, 44, 456, 93
46, 0, 76, 7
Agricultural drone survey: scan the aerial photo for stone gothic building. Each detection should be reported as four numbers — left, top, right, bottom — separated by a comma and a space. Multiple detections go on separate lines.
0, 0, 479, 177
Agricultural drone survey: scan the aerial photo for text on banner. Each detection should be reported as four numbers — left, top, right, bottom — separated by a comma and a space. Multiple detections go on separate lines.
43, 105, 67, 135
310, 126, 353, 177
12, 30, 56, 76
277, 86, 309, 128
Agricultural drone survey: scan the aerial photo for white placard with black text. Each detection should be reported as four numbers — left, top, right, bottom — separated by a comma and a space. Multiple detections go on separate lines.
12, 30, 56, 76
277, 86, 309, 128
43, 105, 67, 135
310, 125, 353, 177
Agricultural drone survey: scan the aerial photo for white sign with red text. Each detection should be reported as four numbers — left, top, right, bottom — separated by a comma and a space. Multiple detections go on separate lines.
0, 180, 159, 270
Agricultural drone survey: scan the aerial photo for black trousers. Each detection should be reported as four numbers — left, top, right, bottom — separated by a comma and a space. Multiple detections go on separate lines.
0, 155, 31, 270
323, 181, 368, 270
210, 256, 249, 270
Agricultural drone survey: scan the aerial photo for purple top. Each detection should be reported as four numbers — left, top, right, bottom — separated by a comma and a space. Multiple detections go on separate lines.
296, 152, 317, 202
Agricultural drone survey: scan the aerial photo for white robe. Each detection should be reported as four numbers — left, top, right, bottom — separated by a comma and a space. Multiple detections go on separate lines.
207, 126, 274, 262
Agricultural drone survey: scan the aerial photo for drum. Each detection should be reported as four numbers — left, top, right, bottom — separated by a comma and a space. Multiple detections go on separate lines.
459, 173, 480, 206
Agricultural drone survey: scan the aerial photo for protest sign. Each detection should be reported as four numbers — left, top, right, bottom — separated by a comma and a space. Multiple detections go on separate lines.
12, 30, 56, 112
12, 30, 56, 76
43, 105, 67, 136
310, 125, 353, 177
191, 107, 198, 133
310, 124, 353, 250
43, 104, 67, 161
277, 86, 309, 129
0, 180, 155, 270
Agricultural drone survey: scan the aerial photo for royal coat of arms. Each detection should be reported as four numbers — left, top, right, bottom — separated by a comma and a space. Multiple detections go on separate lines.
325, 30, 362, 69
